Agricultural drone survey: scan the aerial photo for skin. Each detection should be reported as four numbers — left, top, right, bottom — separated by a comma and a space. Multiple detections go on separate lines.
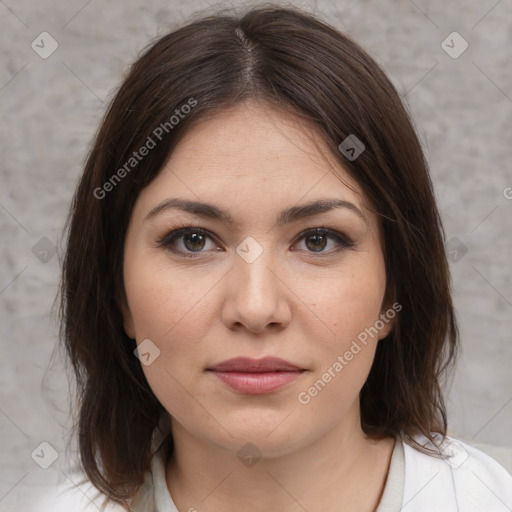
120, 100, 396, 512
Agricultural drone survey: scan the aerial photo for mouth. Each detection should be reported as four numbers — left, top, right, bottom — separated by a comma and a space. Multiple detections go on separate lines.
206, 356, 307, 394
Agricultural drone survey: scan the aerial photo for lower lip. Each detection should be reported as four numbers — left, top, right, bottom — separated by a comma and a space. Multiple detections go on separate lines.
208, 370, 304, 394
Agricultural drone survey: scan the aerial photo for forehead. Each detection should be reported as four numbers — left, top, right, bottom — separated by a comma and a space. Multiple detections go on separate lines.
133, 100, 372, 223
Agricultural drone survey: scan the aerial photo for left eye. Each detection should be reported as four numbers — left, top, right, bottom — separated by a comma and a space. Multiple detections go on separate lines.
157, 226, 353, 257
295, 228, 354, 253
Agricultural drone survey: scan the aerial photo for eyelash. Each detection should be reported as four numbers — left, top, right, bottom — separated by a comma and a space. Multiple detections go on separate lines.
156, 223, 355, 259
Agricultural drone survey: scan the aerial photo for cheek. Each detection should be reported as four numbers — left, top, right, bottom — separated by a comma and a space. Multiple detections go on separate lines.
292, 257, 386, 412
123, 255, 218, 420
302, 258, 386, 349
123, 251, 219, 343
294, 269, 384, 417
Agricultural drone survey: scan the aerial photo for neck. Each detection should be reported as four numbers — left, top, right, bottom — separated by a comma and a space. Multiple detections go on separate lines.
165, 406, 395, 512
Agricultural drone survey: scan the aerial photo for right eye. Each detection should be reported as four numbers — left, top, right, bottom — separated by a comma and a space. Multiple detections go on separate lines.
157, 226, 221, 258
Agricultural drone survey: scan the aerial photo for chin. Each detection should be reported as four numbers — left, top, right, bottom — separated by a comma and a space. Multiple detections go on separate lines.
211, 419, 312, 460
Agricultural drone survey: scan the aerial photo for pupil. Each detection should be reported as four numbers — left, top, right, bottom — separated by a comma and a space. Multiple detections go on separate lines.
184, 233, 205, 251
307, 235, 326, 252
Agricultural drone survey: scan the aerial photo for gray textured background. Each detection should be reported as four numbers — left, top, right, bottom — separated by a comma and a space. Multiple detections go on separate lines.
1, 0, 511, 510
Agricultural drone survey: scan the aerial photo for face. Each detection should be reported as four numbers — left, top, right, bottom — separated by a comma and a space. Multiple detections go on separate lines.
120, 100, 393, 458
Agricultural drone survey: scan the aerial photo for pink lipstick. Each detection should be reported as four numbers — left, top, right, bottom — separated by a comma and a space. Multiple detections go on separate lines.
206, 356, 306, 394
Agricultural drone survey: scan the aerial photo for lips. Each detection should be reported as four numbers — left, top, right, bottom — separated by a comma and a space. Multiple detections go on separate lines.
206, 357, 306, 394
206, 356, 303, 372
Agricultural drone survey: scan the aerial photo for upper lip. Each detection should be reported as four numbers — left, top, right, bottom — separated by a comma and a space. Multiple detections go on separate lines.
207, 356, 304, 372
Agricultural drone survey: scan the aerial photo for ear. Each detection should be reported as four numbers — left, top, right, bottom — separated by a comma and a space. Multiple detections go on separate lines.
377, 311, 394, 340
117, 289, 136, 339
377, 286, 400, 341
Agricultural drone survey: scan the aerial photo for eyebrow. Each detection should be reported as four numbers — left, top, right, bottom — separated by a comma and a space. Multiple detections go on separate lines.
144, 197, 367, 227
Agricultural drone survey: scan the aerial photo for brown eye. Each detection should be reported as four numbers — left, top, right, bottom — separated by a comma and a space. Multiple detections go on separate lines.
182, 231, 207, 252
295, 228, 354, 254
158, 227, 218, 257
305, 233, 328, 252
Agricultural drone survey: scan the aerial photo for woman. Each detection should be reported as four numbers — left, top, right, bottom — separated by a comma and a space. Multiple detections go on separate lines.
53, 5, 512, 512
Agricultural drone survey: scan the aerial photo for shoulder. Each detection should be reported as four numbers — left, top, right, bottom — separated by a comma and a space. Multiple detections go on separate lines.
36, 470, 128, 512
402, 434, 512, 511
38, 420, 170, 512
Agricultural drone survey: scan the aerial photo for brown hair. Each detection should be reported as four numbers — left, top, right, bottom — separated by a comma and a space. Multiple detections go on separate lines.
58, 4, 458, 509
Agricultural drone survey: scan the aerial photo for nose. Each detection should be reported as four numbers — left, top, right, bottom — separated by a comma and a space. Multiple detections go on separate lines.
221, 244, 292, 334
